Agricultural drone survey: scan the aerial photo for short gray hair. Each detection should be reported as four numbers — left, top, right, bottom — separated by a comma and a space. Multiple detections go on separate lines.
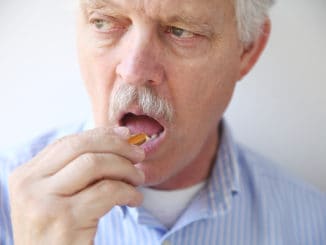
234, 0, 275, 44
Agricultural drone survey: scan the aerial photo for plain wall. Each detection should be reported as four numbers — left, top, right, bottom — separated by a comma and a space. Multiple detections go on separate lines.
0, 0, 325, 191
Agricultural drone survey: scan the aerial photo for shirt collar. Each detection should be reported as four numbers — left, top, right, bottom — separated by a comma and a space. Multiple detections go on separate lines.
206, 120, 240, 216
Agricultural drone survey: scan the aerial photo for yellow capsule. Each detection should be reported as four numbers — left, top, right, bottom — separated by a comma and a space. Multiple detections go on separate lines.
128, 133, 149, 145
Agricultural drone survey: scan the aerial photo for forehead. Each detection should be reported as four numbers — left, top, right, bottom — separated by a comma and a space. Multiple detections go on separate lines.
81, 0, 232, 22
83, 0, 223, 8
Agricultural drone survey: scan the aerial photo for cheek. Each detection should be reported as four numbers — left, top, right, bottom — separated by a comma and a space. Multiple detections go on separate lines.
77, 42, 118, 125
171, 57, 237, 114
77, 23, 117, 95
166, 52, 239, 146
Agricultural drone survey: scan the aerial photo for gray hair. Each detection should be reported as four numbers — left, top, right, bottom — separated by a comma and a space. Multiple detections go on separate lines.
234, 0, 276, 44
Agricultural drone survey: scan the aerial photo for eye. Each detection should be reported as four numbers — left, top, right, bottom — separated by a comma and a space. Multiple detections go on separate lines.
166, 26, 195, 39
90, 18, 115, 32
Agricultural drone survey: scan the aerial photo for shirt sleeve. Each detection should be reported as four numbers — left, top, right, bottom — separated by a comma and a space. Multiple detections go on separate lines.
0, 156, 14, 245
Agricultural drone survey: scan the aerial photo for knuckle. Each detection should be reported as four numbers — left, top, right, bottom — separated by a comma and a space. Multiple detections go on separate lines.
27, 197, 71, 226
54, 135, 70, 146
55, 203, 75, 226
9, 180, 69, 222
55, 134, 83, 153
8, 168, 29, 194
89, 128, 116, 145
80, 153, 99, 172
23, 196, 53, 223
96, 181, 140, 206
92, 127, 119, 143
87, 128, 106, 141
28, 202, 51, 223
65, 137, 82, 153
80, 152, 97, 164
93, 127, 111, 136
8, 171, 76, 231
96, 180, 120, 194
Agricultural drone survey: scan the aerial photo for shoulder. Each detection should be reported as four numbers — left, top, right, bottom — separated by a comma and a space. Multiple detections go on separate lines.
236, 144, 326, 242
237, 143, 325, 198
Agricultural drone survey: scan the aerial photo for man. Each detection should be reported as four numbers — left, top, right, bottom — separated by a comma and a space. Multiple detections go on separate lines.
1, 0, 325, 244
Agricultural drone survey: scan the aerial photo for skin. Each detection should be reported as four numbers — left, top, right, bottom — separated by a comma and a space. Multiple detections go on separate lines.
77, 0, 270, 189
8, 0, 270, 244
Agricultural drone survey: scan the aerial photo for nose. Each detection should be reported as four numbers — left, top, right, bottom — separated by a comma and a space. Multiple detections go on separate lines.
116, 32, 166, 87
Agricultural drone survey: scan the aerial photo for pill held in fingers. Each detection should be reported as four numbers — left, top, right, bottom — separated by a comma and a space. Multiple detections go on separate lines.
128, 133, 158, 145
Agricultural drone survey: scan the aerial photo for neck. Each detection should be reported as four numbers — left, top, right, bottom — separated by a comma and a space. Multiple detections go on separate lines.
154, 124, 220, 190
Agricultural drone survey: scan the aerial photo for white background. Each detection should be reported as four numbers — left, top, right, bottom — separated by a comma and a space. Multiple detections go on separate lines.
0, 0, 325, 191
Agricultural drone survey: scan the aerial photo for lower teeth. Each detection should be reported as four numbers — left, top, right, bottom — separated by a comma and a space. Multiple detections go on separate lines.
149, 133, 158, 141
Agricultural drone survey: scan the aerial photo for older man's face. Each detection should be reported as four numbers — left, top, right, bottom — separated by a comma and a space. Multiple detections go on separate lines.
77, 0, 243, 188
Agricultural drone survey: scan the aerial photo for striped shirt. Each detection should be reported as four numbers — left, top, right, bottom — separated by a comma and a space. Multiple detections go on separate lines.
1, 121, 325, 245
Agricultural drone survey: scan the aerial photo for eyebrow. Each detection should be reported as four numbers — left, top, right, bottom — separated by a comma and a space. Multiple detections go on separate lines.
81, 0, 219, 36
80, 0, 122, 19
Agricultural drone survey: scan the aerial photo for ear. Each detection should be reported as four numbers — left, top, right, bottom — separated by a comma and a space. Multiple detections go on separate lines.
238, 18, 271, 80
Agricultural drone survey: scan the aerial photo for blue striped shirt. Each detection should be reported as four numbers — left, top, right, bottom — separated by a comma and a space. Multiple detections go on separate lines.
1, 121, 325, 244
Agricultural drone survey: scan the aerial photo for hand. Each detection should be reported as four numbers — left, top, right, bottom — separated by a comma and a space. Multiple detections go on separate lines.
8, 127, 145, 245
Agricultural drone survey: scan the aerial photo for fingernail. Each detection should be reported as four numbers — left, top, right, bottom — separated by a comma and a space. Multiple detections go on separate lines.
113, 127, 130, 137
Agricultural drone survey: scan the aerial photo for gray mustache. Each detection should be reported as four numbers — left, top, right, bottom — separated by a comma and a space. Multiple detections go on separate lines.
109, 84, 174, 123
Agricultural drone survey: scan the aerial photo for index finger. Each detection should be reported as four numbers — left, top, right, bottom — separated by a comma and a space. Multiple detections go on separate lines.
30, 127, 145, 177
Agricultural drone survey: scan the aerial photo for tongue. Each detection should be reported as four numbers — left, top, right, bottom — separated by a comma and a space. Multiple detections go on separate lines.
122, 114, 164, 136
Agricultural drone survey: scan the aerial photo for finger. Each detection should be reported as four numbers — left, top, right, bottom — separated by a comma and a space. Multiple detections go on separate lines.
48, 153, 145, 195
30, 127, 145, 176
70, 179, 143, 223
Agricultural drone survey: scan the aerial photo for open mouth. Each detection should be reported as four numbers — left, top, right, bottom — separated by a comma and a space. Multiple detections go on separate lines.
120, 112, 165, 143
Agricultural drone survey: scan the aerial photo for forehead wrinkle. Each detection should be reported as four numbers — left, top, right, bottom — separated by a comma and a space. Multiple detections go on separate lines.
157, 4, 225, 36
164, 14, 216, 29
81, 0, 121, 9
81, 0, 228, 33
82, 0, 145, 10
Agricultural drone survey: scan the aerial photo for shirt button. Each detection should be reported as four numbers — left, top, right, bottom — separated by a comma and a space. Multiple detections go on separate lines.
162, 240, 171, 245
